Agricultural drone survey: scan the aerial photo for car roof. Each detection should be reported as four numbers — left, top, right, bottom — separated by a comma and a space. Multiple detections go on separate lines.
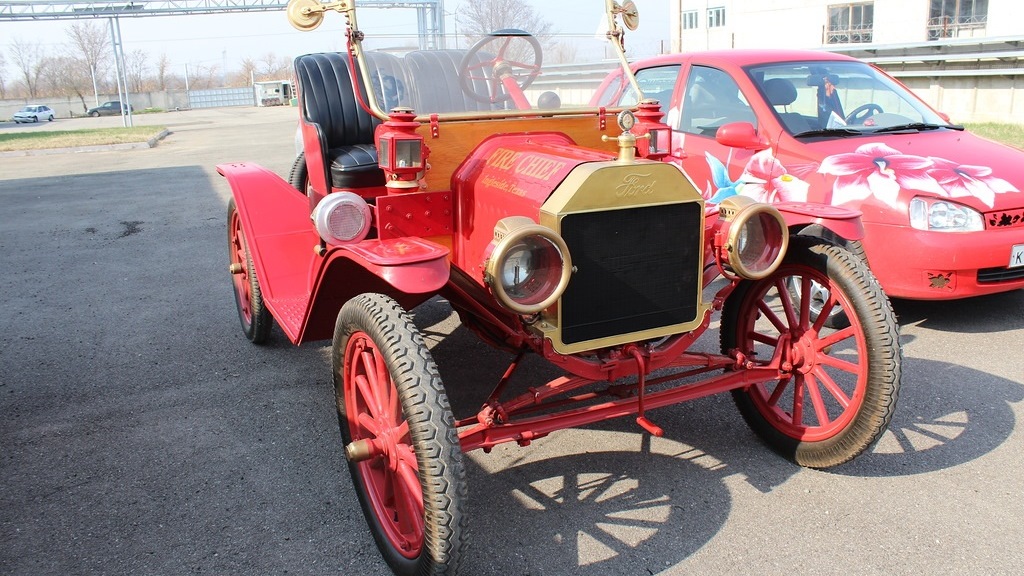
635, 49, 859, 69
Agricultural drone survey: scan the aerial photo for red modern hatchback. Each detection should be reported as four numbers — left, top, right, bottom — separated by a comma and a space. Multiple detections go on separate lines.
597, 49, 1023, 301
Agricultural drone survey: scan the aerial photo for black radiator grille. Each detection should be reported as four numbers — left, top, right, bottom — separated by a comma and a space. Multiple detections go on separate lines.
559, 203, 702, 345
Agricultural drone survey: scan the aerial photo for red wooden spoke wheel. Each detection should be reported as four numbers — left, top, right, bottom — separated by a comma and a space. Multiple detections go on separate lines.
721, 236, 901, 468
333, 294, 467, 576
227, 198, 271, 344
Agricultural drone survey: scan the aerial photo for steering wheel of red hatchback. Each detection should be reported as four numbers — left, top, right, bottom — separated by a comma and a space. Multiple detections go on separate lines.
459, 29, 542, 106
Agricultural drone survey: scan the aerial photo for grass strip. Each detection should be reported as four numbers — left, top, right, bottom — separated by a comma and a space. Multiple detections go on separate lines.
0, 127, 168, 152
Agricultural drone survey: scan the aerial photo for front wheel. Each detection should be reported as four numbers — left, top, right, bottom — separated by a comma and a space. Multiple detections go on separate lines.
333, 293, 468, 576
90, 111, 99, 117
721, 236, 901, 468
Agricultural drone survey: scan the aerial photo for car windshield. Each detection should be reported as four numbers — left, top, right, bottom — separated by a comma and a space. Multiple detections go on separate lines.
746, 60, 950, 136
339, 0, 644, 120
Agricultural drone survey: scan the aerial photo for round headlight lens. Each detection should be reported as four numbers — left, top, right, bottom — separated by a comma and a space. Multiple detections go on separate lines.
486, 220, 572, 314
500, 237, 561, 303
312, 192, 372, 245
720, 196, 788, 279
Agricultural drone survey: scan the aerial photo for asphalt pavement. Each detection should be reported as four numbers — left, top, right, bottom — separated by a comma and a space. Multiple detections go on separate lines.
1, 106, 1023, 575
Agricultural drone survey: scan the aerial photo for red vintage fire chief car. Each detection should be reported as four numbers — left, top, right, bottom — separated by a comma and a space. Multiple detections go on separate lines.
218, 1, 902, 574
594, 49, 1024, 304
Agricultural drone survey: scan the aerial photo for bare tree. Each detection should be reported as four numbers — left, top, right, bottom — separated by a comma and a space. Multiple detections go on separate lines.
125, 49, 148, 93
188, 63, 220, 89
9, 37, 45, 98
0, 50, 7, 99
41, 54, 93, 112
66, 21, 111, 104
257, 52, 291, 81
155, 53, 171, 91
458, 0, 553, 47
234, 56, 259, 87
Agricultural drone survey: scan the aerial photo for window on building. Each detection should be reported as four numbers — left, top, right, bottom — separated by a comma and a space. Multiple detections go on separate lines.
682, 10, 699, 30
928, 0, 988, 40
707, 7, 726, 28
827, 3, 874, 44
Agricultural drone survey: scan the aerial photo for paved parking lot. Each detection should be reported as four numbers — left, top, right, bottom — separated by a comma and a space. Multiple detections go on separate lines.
2, 106, 1023, 575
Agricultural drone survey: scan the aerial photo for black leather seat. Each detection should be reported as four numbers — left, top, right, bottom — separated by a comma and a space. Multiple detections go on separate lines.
294, 52, 386, 190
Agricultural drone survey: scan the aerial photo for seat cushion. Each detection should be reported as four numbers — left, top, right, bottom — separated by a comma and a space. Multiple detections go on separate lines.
327, 143, 386, 189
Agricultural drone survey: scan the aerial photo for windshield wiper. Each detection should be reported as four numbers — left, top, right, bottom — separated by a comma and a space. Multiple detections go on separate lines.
792, 127, 862, 138
872, 122, 964, 134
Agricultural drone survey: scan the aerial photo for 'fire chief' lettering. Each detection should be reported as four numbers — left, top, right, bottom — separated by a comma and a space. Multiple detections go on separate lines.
486, 147, 567, 182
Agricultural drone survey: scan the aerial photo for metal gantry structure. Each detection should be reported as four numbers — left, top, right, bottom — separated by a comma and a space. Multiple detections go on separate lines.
0, 0, 447, 125
0, 1, 445, 47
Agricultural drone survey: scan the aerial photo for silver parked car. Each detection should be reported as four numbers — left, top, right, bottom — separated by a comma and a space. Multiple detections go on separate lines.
13, 105, 55, 123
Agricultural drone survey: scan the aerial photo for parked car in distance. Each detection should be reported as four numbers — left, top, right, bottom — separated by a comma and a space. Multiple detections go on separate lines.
595, 49, 1024, 301
87, 101, 133, 117
12, 105, 54, 123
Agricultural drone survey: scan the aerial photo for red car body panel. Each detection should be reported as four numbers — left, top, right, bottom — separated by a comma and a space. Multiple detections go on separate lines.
451, 132, 611, 284
217, 162, 450, 343
618, 49, 1024, 300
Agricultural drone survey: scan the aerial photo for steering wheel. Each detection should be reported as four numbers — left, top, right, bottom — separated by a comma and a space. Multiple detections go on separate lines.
459, 29, 542, 104
845, 103, 883, 125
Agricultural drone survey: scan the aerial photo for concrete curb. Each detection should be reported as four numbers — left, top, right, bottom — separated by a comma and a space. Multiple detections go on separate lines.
0, 128, 171, 158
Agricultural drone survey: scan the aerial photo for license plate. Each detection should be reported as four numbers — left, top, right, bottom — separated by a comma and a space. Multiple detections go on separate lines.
1011, 244, 1024, 268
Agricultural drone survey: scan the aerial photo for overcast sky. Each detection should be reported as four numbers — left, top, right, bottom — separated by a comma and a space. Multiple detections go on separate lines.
0, 1, 670, 74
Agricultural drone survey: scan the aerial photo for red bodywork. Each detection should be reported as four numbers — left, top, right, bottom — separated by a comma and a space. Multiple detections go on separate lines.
597, 49, 1024, 300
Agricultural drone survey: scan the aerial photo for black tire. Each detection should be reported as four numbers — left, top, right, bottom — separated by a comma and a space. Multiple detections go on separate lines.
790, 227, 869, 329
721, 236, 901, 468
227, 198, 272, 344
287, 152, 309, 195
90, 111, 99, 117
333, 293, 468, 576
47, 115, 54, 121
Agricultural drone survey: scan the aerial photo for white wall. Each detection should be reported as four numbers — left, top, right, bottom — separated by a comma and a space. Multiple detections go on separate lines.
670, 0, 1018, 50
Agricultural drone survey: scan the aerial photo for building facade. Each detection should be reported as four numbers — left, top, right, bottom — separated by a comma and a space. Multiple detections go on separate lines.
670, 0, 1015, 51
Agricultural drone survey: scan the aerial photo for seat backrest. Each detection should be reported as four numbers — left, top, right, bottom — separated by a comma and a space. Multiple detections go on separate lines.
404, 50, 498, 114
763, 78, 797, 107
294, 52, 378, 148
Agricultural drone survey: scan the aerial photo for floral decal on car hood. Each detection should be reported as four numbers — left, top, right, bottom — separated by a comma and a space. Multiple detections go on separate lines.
819, 143, 1018, 208
704, 142, 1019, 209
705, 150, 809, 204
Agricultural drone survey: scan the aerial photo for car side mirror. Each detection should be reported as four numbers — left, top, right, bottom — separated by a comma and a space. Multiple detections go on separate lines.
937, 111, 951, 123
715, 122, 769, 151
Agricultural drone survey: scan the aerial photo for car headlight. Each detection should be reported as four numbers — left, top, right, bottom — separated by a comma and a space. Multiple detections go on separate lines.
311, 192, 372, 245
485, 216, 572, 315
909, 197, 983, 232
717, 195, 788, 279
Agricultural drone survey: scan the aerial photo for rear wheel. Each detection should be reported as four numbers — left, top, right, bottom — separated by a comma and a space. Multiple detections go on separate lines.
287, 152, 310, 195
227, 198, 272, 344
721, 236, 901, 468
334, 293, 468, 576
